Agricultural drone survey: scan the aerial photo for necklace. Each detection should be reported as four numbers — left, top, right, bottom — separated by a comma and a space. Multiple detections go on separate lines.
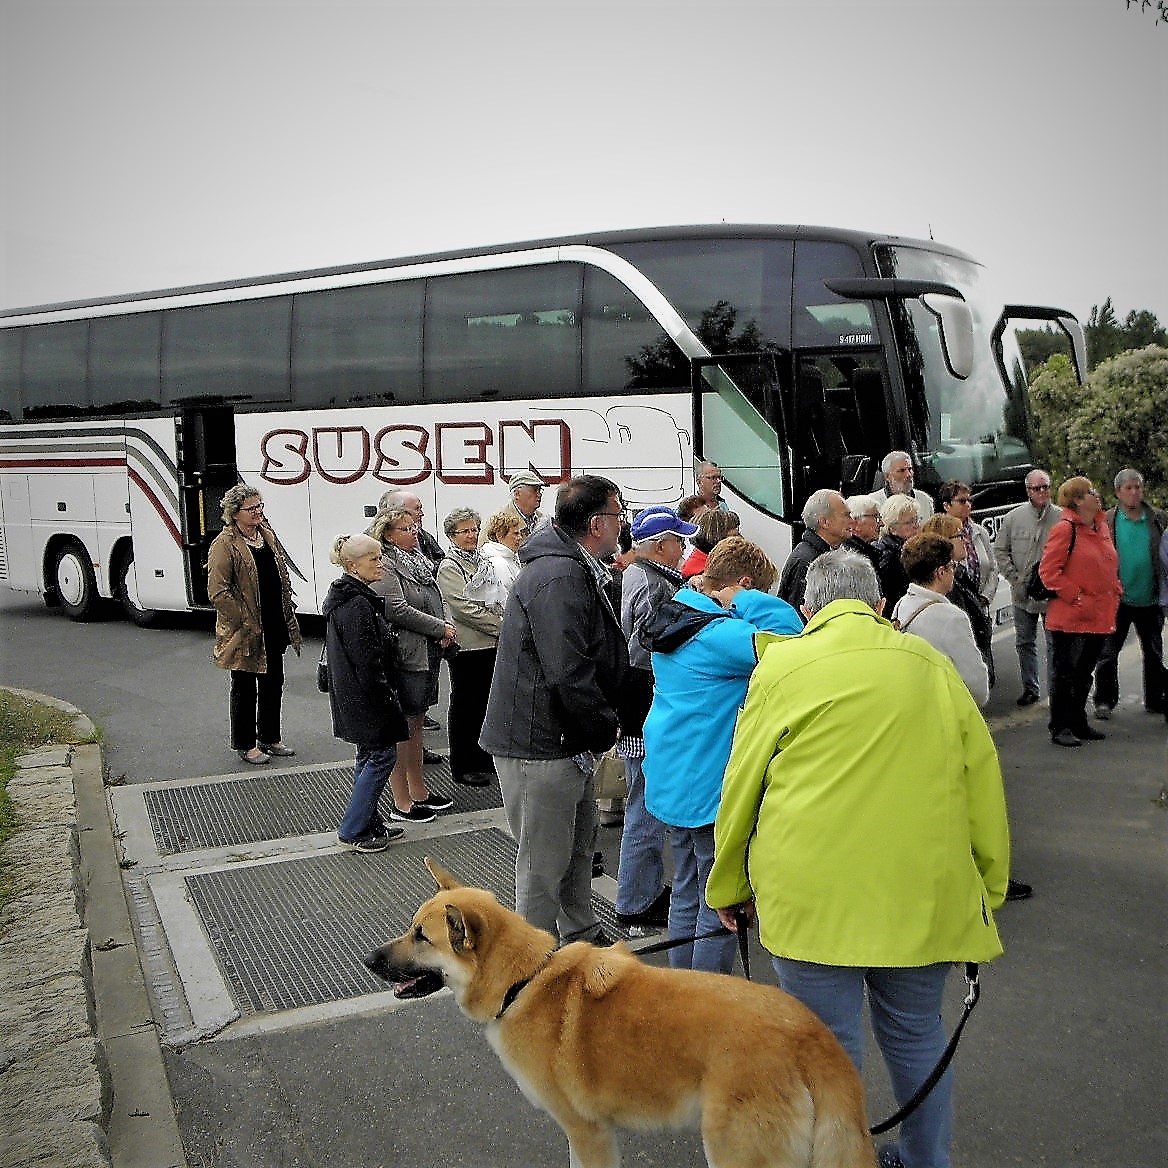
241, 529, 264, 548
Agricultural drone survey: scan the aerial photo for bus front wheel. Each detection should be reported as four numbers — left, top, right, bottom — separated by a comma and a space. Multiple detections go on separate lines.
114, 549, 158, 627
53, 540, 99, 621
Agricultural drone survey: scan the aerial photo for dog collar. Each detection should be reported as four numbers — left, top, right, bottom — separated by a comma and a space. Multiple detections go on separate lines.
496, 978, 531, 1019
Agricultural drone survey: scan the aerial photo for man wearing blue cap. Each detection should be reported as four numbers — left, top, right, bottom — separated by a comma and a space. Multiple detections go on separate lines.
615, 505, 699, 928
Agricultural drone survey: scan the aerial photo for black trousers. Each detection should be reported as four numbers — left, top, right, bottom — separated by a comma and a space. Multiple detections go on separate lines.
1049, 631, 1107, 738
447, 646, 497, 779
1093, 603, 1165, 712
229, 653, 285, 750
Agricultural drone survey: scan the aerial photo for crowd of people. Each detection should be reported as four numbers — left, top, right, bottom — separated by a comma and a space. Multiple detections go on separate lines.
207, 452, 1165, 1168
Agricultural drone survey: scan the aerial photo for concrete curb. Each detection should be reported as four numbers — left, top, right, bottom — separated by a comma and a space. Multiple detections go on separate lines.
0, 688, 186, 1168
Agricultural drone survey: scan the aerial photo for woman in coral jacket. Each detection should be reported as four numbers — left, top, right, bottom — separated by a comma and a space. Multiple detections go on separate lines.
1038, 476, 1122, 747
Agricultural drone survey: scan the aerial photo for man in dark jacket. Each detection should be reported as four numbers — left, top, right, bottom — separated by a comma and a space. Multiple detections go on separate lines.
480, 475, 630, 942
323, 533, 409, 852
777, 489, 854, 615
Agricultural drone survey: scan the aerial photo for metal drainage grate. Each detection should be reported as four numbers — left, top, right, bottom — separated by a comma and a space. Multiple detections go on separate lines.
144, 761, 502, 853
185, 827, 633, 1015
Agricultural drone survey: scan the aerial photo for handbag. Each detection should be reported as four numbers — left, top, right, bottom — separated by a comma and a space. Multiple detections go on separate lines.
316, 642, 329, 693
591, 750, 627, 800
1025, 521, 1076, 602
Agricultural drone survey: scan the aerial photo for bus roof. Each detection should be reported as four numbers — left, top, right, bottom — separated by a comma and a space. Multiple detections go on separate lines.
0, 223, 975, 321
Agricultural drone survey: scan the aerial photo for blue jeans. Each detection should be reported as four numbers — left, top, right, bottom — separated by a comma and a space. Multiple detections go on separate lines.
615, 756, 667, 915
773, 958, 954, 1168
495, 755, 600, 942
1012, 605, 1053, 698
339, 745, 396, 842
667, 824, 737, 974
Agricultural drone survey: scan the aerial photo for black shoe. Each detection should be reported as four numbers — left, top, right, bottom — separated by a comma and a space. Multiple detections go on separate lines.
1079, 726, 1106, 741
258, 742, 296, 757
389, 803, 437, 823
876, 1146, 905, 1168
592, 851, 606, 878
238, 748, 271, 765
369, 822, 405, 843
1051, 730, 1082, 747
616, 886, 671, 927
416, 791, 454, 811
1093, 704, 1112, 720
590, 929, 615, 947
422, 747, 447, 765
1005, 878, 1033, 901
339, 833, 390, 853
1016, 691, 1040, 707
423, 715, 442, 733
452, 771, 491, 787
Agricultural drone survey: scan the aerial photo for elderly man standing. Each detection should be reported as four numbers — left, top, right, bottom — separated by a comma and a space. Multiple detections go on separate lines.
707, 548, 1010, 1168
993, 469, 1061, 706
695, 461, 730, 511
1092, 468, 1168, 719
614, 506, 698, 929
777, 489, 854, 612
504, 469, 550, 539
480, 475, 631, 944
878, 450, 935, 518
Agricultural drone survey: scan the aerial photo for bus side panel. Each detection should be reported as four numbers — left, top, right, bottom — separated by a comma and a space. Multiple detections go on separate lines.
0, 472, 37, 593
124, 419, 191, 612
27, 469, 119, 599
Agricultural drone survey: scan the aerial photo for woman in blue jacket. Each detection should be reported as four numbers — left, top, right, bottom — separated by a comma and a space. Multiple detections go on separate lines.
641, 536, 802, 973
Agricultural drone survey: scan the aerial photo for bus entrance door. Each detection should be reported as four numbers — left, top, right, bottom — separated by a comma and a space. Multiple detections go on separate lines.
177, 405, 239, 606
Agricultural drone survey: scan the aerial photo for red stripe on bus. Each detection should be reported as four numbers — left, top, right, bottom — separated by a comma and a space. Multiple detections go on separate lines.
0, 457, 127, 468
127, 468, 183, 547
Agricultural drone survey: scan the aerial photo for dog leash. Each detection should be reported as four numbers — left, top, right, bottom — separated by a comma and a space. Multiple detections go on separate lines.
627, 909, 752, 981
869, 963, 980, 1135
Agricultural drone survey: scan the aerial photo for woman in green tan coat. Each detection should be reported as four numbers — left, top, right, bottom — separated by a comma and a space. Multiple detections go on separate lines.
207, 483, 302, 765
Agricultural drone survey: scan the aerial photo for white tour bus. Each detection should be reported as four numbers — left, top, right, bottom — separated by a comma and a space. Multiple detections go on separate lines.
0, 224, 1086, 624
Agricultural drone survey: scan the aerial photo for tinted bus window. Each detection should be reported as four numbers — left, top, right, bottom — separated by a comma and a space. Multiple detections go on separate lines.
609, 237, 793, 351
162, 296, 292, 404
793, 240, 873, 347
0, 330, 21, 420
23, 320, 88, 418
583, 267, 687, 392
292, 281, 423, 406
424, 265, 581, 401
90, 312, 162, 412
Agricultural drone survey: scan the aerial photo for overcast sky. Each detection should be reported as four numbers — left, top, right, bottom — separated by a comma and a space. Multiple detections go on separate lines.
3, 0, 1165, 327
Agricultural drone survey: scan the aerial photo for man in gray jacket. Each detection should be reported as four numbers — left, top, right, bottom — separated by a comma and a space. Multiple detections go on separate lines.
480, 475, 632, 943
993, 470, 1060, 705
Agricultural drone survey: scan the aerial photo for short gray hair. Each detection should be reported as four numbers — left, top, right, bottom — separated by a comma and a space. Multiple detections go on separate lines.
1114, 468, 1143, 490
881, 450, 912, 475
803, 548, 882, 613
802, 488, 842, 531
221, 482, 261, 526
443, 507, 481, 540
846, 493, 879, 520
879, 494, 922, 528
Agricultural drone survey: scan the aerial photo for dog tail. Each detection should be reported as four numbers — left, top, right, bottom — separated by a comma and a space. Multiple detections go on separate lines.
809, 1085, 876, 1168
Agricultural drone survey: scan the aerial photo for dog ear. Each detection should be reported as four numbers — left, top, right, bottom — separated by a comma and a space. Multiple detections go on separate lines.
445, 904, 479, 953
424, 856, 463, 890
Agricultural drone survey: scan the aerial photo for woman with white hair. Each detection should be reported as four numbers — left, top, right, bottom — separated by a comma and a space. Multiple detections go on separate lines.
322, 534, 408, 852
206, 483, 301, 765
873, 494, 922, 608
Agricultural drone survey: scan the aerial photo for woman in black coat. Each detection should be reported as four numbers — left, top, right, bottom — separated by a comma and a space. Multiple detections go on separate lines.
322, 534, 409, 853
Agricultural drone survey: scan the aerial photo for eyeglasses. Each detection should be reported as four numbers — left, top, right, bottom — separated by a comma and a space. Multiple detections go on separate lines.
1026, 484, 1051, 492
1086, 489, 1101, 499
699, 474, 723, 483
861, 512, 883, 522
453, 527, 479, 537
951, 497, 972, 506
393, 524, 420, 534
238, 503, 264, 513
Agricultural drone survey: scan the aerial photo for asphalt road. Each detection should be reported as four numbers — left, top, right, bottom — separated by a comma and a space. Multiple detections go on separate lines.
2, 591, 1165, 1168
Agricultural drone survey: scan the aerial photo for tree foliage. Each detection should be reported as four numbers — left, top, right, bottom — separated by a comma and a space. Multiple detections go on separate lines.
1030, 346, 1168, 502
1084, 299, 1167, 369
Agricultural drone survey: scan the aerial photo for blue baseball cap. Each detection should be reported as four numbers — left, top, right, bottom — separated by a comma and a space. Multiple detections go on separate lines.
630, 507, 698, 542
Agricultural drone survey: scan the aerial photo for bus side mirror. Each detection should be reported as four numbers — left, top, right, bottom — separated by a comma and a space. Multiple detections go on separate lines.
920, 293, 974, 380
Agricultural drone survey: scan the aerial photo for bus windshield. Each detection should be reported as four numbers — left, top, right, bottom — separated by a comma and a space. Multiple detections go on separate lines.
877, 244, 1034, 492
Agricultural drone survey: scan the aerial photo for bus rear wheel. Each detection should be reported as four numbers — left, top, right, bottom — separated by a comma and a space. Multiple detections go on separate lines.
53, 539, 99, 621
114, 549, 157, 627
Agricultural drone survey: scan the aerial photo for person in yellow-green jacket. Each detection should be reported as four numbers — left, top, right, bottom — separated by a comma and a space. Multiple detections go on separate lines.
707, 547, 1010, 1168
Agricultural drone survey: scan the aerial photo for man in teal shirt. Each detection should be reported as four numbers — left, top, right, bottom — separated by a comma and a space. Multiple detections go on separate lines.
1093, 468, 1168, 718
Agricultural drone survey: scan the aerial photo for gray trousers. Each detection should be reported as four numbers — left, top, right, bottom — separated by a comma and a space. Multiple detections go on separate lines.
494, 755, 600, 942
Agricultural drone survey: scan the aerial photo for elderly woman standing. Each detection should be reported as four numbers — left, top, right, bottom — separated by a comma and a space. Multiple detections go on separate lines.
939, 480, 999, 611
480, 509, 526, 604
1039, 477, 1122, 747
207, 483, 301, 765
874, 494, 922, 608
436, 508, 503, 788
323, 534, 407, 852
923, 513, 995, 686
370, 507, 457, 819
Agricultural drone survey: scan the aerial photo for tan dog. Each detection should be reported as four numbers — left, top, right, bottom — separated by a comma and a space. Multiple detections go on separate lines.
364, 858, 874, 1168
